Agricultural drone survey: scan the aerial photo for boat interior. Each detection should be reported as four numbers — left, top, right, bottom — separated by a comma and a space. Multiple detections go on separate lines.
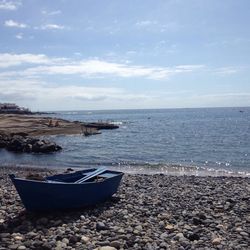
46, 169, 121, 183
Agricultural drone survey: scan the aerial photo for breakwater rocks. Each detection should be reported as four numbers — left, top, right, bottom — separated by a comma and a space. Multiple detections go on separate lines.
0, 134, 62, 153
0, 166, 249, 249
83, 122, 119, 130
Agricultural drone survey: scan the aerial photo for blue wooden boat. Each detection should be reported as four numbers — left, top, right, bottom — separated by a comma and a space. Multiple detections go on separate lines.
9, 168, 123, 212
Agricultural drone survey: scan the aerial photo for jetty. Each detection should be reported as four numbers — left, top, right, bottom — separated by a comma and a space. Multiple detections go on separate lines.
82, 121, 119, 130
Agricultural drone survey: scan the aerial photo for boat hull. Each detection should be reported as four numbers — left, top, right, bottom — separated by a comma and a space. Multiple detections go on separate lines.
10, 170, 123, 212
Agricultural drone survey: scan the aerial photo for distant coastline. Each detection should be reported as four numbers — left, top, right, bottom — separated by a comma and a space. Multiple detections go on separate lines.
38, 106, 250, 113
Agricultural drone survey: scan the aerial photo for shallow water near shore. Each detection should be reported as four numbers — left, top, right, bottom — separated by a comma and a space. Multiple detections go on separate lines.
1, 107, 250, 176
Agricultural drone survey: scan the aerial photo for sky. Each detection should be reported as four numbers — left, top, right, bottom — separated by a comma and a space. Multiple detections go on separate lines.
0, 0, 250, 111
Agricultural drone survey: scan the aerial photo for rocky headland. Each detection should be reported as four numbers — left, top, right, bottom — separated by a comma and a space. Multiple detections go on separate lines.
0, 114, 96, 136
0, 114, 116, 153
0, 166, 249, 250
0, 114, 82, 153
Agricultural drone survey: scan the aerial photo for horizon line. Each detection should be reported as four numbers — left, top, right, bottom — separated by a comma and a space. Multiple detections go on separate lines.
36, 106, 250, 113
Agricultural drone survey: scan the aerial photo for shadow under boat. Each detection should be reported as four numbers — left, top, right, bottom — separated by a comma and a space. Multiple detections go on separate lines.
0, 195, 121, 236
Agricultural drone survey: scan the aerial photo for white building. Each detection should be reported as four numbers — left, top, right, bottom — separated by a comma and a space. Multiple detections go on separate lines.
0, 103, 30, 113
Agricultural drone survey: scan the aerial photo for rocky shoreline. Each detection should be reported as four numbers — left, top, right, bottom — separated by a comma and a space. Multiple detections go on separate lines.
0, 133, 62, 153
0, 166, 249, 249
0, 114, 118, 137
0, 114, 118, 154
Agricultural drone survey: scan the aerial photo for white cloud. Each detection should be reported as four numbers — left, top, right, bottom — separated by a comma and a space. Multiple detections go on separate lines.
15, 32, 23, 39
23, 59, 204, 80
0, 78, 149, 109
1, 75, 250, 110
214, 67, 239, 75
0, 54, 247, 110
0, 53, 205, 80
199, 93, 250, 98
160, 22, 182, 33
41, 10, 61, 16
206, 38, 250, 48
40, 24, 65, 30
136, 20, 158, 27
126, 50, 137, 55
0, 80, 38, 100
175, 65, 205, 72
0, 53, 51, 67
135, 20, 181, 33
4, 19, 27, 28
0, 0, 21, 10
188, 92, 250, 107
4, 20, 66, 31
23, 61, 160, 79
0, 79, 119, 100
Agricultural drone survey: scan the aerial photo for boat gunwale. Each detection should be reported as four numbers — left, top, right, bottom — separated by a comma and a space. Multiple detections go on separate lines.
9, 170, 124, 185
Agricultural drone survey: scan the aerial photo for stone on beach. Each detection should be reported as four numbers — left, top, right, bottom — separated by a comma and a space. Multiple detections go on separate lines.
212, 237, 222, 245
0, 166, 249, 249
94, 247, 117, 250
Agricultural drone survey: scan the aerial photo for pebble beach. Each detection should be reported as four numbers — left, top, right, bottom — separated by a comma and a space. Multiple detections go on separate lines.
0, 166, 249, 250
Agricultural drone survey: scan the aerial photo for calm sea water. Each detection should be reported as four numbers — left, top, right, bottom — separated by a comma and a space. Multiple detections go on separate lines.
1, 107, 250, 176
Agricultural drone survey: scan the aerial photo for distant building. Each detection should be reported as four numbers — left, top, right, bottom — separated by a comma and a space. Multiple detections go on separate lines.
0, 103, 31, 114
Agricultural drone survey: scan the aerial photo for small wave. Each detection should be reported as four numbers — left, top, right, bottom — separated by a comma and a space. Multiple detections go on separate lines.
51, 161, 250, 177
110, 121, 123, 125
114, 164, 249, 177
61, 111, 78, 115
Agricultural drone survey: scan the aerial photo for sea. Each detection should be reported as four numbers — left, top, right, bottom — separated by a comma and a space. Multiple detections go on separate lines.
1, 107, 250, 176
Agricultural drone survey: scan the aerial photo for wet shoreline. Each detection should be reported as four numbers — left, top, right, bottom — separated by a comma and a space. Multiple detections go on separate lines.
1, 163, 249, 178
